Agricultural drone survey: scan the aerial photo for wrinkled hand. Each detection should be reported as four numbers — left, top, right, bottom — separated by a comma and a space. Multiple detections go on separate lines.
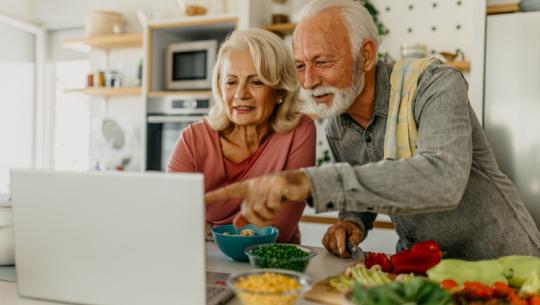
322, 220, 364, 258
205, 170, 311, 228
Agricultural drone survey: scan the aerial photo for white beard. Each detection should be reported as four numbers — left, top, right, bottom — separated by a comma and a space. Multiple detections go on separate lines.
299, 69, 365, 119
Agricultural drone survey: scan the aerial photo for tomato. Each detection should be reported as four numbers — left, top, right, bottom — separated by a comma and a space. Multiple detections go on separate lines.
441, 279, 458, 290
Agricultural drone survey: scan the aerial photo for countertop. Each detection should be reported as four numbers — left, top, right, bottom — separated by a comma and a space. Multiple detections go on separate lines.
0, 242, 355, 305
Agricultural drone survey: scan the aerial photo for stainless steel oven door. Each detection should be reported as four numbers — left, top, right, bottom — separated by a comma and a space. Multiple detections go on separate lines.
146, 115, 205, 171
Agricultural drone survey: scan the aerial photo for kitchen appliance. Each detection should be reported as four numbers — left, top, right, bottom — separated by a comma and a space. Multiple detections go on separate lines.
484, 11, 540, 227
146, 96, 211, 171
166, 40, 217, 90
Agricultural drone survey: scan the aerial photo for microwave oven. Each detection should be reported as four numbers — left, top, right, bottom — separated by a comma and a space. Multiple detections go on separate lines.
166, 40, 217, 90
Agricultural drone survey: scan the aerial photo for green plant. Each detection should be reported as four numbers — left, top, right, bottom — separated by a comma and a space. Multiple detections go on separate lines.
355, 0, 388, 37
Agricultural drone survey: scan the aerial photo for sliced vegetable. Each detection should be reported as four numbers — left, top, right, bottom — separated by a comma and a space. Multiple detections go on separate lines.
427, 259, 511, 285
365, 252, 392, 273
498, 256, 540, 288
521, 271, 540, 295
350, 277, 452, 305
329, 263, 392, 292
390, 240, 442, 275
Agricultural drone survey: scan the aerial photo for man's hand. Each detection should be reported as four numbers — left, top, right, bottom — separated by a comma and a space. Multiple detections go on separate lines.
205, 170, 311, 227
322, 220, 364, 258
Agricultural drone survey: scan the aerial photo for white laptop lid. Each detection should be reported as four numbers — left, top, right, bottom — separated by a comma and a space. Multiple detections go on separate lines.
10, 169, 205, 305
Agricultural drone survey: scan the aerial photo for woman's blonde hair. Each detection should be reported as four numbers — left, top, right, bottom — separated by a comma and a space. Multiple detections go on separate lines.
207, 28, 301, 133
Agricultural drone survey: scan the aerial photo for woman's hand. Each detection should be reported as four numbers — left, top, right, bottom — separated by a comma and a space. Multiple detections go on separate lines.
205, 170, 311, 227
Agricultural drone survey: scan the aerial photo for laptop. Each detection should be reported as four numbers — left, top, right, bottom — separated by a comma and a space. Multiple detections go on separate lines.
10, 169, 233, 305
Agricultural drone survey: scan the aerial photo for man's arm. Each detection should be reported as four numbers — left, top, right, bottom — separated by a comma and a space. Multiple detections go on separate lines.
304, 66, 473, 216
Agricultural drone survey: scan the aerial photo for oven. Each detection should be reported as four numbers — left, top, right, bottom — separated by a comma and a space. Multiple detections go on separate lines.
146, 96, 210, 171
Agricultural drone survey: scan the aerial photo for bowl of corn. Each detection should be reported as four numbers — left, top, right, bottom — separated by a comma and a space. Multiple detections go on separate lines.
244, 243, 316, 272
227, 269, 311, 305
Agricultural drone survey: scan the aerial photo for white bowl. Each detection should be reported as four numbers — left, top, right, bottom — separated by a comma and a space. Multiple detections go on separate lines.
0, 205, 14, 266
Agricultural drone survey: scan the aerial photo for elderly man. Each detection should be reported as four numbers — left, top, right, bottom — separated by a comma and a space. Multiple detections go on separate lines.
206, 0, 540, 259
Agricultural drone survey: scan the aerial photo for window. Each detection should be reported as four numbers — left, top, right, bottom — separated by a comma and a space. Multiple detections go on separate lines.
48, 29, 90, 171
0, 14, 45, 195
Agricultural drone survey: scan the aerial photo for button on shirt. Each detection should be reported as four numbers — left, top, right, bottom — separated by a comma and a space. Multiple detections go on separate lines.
304, 60, 540, 259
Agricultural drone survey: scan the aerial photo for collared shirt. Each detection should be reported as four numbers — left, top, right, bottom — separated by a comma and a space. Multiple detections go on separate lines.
304, 60, 540, 259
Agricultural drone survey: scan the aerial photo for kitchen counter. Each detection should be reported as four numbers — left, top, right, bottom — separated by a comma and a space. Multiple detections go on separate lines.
0, 242, 354, 305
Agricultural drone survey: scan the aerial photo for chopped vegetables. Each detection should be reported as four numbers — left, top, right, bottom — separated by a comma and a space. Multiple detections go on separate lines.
365, 252, 393, 273
222, 229, 256, 236
234, 272, 302, 305
427, 259, 511, 285
365, 240, 442, 275
442, 280, 540, 305
390, 240, 442, 275
329, 263, 401, 292
350, 277, 452, 305
498, 256, 540, 288
247, 244, 312, 272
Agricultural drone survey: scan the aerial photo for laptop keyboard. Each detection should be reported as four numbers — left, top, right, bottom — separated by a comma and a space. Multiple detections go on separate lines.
207, 286, 227, 301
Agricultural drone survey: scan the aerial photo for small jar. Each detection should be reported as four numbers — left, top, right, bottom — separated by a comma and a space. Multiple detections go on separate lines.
105, 70, 120, 88
86, 73, 94, 87
272, 0, 289, 24
94, 71, 105, 87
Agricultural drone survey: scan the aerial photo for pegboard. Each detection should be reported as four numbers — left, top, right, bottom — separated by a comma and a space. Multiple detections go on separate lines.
373, 0, 475, 65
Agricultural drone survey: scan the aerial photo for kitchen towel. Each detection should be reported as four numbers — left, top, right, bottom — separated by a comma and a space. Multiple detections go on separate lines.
384, 56, 438, 160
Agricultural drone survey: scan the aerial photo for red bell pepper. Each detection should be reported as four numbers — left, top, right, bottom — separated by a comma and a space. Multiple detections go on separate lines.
389, 240, 443, 275
364, 252, 392, 273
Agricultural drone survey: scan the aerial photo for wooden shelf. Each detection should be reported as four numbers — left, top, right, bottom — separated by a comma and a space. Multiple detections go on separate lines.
263, 23, 296, 36
63, 33, 143, 51
148, 15, 239, 30
487, 3, 520, 15
65, 87, 142, 97
448, 60, 471, 72
148, 90, 212, 98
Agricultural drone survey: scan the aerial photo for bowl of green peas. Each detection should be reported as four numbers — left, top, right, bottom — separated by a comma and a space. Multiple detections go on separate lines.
244, 243, 317, 273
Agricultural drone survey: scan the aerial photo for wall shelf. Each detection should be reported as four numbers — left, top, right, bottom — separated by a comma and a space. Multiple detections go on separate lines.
148, 90, 212, 98
63, 33, 143, 51
65, 87, 142, 97
263, 23, 296, 36
486, 4, 520, 15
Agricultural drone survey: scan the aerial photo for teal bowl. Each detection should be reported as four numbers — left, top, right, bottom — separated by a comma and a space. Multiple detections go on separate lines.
212, 224, 279, 262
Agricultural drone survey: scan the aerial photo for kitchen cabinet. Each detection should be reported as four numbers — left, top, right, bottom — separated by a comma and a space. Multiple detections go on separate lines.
484, 11, 540, 228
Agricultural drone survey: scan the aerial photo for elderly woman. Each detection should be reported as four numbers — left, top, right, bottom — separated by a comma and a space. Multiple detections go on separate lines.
167, 28, 316, 244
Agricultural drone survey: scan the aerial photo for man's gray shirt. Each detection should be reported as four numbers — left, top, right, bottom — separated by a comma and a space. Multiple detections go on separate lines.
304, 60, 540, 259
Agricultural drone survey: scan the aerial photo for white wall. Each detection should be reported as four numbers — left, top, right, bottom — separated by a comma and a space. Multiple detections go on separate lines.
30, 0, 180, 30
0, 0, 32, 21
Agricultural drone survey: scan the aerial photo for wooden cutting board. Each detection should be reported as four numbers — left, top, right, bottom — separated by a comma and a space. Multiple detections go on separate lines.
304, 276, 345, 305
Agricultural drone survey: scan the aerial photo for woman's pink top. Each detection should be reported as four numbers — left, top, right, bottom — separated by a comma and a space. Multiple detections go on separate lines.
167, 115, 316, 243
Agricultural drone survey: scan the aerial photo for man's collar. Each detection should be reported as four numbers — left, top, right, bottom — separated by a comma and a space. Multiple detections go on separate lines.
335, 60, 392, 130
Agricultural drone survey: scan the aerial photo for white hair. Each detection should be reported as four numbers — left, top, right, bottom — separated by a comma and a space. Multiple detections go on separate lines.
208, 28, 301, 133
297, 0, 379, 58
299, 57, 366, 118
